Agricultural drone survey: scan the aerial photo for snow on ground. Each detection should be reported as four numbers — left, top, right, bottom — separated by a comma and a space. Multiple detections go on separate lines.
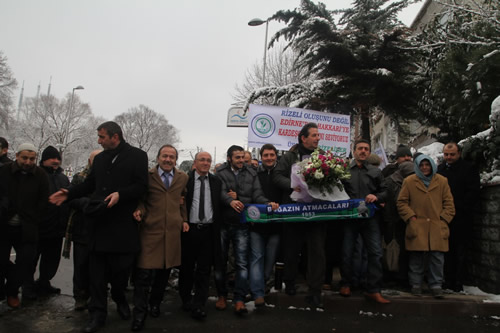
463, 286, 500, 303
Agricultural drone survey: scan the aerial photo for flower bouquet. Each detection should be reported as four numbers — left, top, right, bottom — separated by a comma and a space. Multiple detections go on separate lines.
291, 149, 351, 202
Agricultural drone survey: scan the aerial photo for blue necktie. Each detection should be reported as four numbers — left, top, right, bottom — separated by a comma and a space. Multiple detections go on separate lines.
163, 172, 170, 189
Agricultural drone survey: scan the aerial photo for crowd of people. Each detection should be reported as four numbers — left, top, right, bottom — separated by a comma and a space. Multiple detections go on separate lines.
0, 121, 481, 332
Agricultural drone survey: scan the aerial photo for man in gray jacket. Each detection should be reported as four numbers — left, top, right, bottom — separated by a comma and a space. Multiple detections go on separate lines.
214, 145, 278, 314
339, 139, 390, 303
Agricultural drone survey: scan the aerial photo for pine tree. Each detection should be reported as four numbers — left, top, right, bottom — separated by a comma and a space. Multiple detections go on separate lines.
416, 0, 500, 141
247, 0, 423, 140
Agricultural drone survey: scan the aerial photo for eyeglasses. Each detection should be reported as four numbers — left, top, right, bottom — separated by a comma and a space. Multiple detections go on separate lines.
197, 158, 212, 163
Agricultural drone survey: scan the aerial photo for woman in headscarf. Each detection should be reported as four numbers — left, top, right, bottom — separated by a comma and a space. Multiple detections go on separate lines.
397, 154, 455, 298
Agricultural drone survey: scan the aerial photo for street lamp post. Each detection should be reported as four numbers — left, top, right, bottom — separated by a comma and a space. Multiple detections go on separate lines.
62, 85, 84, 155
248, 17, 270, 87
70, 85, 84, 113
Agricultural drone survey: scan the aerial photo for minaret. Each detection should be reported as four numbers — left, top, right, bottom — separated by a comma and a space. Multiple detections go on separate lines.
34, 81, 41, 111
16, 80, 24, 121
47, 76, 52, 96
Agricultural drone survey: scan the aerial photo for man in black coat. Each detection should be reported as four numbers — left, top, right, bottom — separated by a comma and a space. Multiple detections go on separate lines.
66, 149, 102, 311
179, 151, 222, 320
50, 121, 148, 333
272, 123, 326, 309
438, 142, 480, 292
0, 137, 11, 166
32, 146, 70, 296
0, 143, 49, 308
249, 144, 282, 306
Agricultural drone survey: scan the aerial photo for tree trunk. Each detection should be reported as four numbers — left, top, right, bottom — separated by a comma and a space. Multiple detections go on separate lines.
360, 107, 371, 142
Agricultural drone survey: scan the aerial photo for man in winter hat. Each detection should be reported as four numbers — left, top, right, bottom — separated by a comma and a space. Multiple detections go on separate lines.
32, 146, 70, 296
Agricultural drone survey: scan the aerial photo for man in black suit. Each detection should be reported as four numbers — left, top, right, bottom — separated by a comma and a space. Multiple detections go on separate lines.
50, 121, 148, 333
179, 151, 222, 320
438, 142, 480, 292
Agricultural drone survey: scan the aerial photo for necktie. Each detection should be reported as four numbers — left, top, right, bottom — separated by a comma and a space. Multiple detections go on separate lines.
199, 175, 205, 221
163, 172, 170, 189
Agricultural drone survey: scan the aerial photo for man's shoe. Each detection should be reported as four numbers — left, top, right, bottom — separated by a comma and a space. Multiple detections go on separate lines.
215, 296, 226, 310
131, 315, 146, 332
149, 304, 160, 318
36, 280, 61, 294
339, 286, 351, 297
234, 301, 248, 315
22, 285, 37, 301
285, 283, 296, 296
117, 302, 131, 320
411, 287, 422, 296
431, 288, 444, 299
75, 297, 88, 311
83, 316, 105, 333
305, 295, 324, 310
191, 307, 207, 320
7, 296, 20, 309
364, 292, 391, 304
254, 296, 265, 307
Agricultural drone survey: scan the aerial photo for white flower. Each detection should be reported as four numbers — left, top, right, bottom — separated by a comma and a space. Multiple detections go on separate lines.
314, 170, 324, 179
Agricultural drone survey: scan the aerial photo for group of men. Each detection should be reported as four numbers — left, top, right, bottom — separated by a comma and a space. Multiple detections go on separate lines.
0, 120, 480, 332
0, 139, 74, 310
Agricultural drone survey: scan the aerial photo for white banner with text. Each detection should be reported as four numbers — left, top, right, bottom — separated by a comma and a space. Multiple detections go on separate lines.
248, 104, 351, 156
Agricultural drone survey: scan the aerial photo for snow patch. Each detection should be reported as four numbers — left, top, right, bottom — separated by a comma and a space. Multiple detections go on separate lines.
375, 68, 392, 76
417, 142, 444, 165
483, 50, 499, 59
359, 310, 393, 318
463, 286, 500, 303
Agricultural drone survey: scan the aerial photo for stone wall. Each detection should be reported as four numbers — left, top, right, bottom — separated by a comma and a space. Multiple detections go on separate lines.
468, 183, 500, 294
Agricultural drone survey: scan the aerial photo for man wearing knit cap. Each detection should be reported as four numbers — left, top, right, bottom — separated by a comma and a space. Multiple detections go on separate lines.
0, 143, 49, 308
382, 144, 412, 177
31, 146, 70, 296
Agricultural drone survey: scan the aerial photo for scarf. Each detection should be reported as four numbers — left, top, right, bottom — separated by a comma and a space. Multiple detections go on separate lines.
414, 154, 437, 187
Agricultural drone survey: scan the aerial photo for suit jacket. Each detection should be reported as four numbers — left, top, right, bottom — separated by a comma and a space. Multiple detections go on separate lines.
68, 141, 148, 253
185, 170, 222, 266
136, 166, 188, 269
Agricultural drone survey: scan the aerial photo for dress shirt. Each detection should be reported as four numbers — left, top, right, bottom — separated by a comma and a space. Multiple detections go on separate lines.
158, 167, 174, 188
189, 172, 213, 224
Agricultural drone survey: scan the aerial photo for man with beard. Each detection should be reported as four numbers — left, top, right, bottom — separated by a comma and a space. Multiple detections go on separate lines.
249, 144, 282, 306
50, 122, 148, 333
0, 143, 49, 308
214, 145, 278, 314
273, 122, 326, 309
32, 146, 70, 296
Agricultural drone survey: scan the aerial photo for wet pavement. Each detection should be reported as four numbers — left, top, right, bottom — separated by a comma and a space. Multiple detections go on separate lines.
1, 257, 500, 332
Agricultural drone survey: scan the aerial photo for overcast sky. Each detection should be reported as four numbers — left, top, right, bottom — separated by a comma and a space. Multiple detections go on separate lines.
1, 0, 423, 164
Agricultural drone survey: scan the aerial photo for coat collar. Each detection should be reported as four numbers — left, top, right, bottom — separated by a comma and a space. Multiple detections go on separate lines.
150, 166, 180, 190
412, 174, 440, 192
